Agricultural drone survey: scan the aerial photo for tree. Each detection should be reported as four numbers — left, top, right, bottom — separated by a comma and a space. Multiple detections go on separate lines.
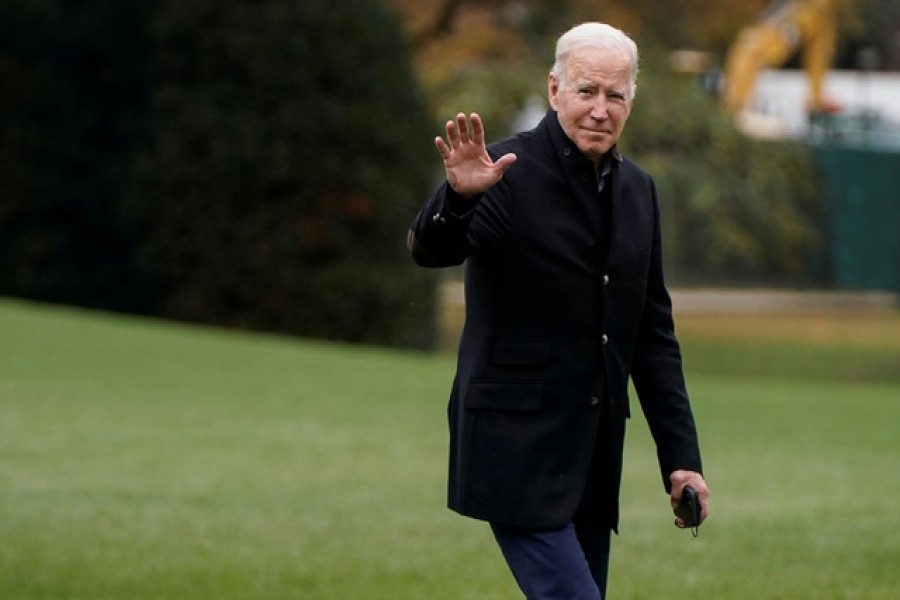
625, 63, 825, 285
0, 0, 154, 311
135, 0, 438, 347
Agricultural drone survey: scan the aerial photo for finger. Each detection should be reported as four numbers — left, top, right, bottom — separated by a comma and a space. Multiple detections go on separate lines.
434, 136, 450, 159
493, 152, 517, 175
456, 112, 470, 143
671, 484, 683, 502
469, 112, 484, 145
445, 118, 461, 147
696, 483, 710, 521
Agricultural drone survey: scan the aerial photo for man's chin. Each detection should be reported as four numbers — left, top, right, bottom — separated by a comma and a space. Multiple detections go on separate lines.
579, 143, 612, 161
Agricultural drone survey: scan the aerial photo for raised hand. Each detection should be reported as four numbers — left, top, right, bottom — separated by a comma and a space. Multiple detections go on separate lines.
434, 112, 517, 199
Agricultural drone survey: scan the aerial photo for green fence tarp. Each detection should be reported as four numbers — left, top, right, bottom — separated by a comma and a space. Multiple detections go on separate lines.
812, 144, 900, 293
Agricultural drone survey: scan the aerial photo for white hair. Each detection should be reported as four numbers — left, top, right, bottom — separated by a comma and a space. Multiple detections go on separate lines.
550, 22, 639, 99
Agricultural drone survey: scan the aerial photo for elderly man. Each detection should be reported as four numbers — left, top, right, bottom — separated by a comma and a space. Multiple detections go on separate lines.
407, 22, 709, 599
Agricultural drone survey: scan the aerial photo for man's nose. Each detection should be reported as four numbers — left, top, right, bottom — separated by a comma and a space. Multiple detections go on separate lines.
590, 97, 608, 119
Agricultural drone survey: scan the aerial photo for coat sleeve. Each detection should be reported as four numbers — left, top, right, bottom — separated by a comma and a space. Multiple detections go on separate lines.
630, 179, 703, 492
408, 174, 515, 268
407, 183, 479, 267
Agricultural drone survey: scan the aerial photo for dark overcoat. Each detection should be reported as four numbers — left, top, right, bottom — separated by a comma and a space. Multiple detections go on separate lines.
409, 110, 702, 531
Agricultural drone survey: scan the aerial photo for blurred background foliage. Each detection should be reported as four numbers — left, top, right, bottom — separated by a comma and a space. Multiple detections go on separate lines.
623, 67, 824, 284
0, 0, 896, 347
134, 0, 437, 347
1, 0, 437, 348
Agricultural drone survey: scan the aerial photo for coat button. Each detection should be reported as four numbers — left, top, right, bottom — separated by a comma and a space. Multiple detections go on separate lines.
602, 274, 610, 285
590, 396, 601, 406
601, 334, 609, 345
563, 148, 572, 157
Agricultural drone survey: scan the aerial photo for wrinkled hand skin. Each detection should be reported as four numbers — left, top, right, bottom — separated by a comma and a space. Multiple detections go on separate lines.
669, 469, 709, 528
433, 112, 517, 199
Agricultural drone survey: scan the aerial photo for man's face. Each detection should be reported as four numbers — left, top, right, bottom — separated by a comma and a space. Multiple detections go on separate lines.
548, 46, 634, 162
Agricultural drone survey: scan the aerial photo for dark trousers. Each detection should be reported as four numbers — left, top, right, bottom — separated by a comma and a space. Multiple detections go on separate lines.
490, 522, 611, 600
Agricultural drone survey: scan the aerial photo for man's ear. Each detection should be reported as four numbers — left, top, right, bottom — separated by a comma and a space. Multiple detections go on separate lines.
547, 73, 560, 110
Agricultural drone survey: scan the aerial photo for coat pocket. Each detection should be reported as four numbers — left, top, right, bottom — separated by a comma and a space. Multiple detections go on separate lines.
465, 382, 543, 411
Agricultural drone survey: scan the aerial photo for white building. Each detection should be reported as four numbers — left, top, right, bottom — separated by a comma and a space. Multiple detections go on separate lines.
742, 69, 900, 145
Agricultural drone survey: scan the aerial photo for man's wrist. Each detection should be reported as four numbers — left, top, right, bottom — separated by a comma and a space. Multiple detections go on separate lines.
444, 184, 480, 218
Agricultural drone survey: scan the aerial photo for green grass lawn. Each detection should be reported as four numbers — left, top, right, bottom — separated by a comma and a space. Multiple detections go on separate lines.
1, 297, 899, 599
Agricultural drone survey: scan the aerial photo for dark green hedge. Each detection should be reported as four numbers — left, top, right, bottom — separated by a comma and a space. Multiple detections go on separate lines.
0, 0, 438, 348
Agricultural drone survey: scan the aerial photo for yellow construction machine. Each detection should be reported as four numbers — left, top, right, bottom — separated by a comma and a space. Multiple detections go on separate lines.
722, 0, 856, 113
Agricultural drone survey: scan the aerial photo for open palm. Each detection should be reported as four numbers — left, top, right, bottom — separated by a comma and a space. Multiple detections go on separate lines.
434, 112, 517, 198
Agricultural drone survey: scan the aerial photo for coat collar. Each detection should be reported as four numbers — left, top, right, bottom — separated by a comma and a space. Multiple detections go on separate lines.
541, 109, 623, 166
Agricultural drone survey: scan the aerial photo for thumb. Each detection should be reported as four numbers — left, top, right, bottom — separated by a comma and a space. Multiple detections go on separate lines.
494, 152, 517, 175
